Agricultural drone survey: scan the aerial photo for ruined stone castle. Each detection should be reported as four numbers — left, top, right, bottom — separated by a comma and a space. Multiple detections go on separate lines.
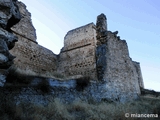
2, 1, 144, 101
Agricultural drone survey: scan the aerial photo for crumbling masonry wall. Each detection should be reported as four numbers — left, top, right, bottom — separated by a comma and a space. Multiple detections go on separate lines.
104, 31, 141, 96
58, 23, 97, 79
8, 1, 144, 102
10, 2, 98, 79
10, 36, 57, 75
10, 2, 57, 76
95, 14, 144, 101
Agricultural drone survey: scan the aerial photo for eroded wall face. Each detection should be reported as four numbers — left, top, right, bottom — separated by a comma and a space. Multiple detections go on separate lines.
96, 14, 107, 80
58, 23, 97, 79
10, 35, 57, 75
10, 2, 57, 76
103, 31, 141, 99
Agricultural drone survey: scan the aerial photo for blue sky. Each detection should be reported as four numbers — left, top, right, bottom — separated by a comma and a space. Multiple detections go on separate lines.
20, 0, 160, 91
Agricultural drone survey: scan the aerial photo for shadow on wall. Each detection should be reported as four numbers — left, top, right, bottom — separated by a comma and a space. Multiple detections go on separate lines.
75, 76, 90, 91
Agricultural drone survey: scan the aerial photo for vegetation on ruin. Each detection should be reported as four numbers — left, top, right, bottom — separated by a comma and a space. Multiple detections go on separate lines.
0, 68, 159, 120
0, 95, 159, 120
8, 65, 85, 81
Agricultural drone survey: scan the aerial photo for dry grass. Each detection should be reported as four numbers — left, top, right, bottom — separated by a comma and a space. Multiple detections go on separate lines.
0, 95, 160, 120
4, 67, 160, 119
8, 65, 57, 79
8, 65, 85, 81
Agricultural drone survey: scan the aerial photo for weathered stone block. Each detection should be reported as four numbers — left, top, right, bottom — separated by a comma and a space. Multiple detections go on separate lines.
0, 0, 21, 86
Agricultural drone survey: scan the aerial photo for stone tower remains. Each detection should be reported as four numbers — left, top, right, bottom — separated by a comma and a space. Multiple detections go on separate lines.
96, 14, 144, 100
57, 23, 97, 79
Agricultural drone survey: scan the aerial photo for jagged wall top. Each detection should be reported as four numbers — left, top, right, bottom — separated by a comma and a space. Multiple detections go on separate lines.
11, 1, 37, 43
63, 23, 96, 51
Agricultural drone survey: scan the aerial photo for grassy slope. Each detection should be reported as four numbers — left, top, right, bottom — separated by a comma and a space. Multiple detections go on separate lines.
1, 68, 159, 120
0, 95, 160, 120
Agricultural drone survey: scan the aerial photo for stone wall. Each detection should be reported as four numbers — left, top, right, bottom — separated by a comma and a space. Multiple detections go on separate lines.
95, 13, 144, 101
10, 1, 57, 76
58, 23, 97, 79
103, 30, 141, 98
10, 35, 57, 75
